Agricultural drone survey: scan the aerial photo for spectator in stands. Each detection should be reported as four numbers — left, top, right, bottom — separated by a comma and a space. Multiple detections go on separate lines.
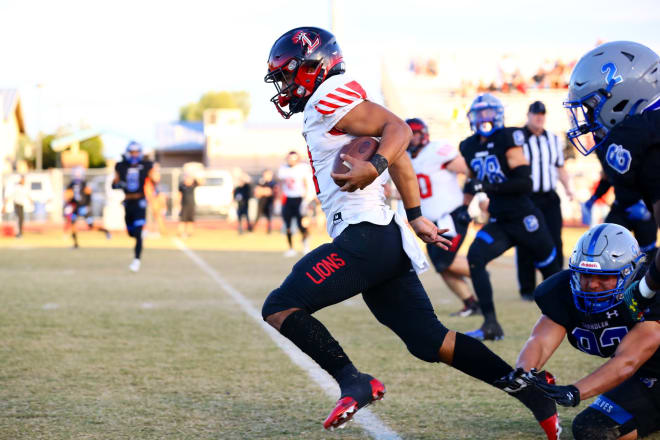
254, 169, 276, 233
177, 172, 198, 238
234, 172, 253, 234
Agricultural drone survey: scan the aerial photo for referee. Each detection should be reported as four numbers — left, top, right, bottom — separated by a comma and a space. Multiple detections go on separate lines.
516, 101, 574, 300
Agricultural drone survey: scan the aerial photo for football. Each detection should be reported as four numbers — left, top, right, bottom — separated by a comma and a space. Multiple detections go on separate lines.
332, 136, 379, 185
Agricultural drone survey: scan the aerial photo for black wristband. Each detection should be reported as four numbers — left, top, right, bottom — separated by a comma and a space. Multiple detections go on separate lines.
405, 206, 422, 221
369, 153, 388, 176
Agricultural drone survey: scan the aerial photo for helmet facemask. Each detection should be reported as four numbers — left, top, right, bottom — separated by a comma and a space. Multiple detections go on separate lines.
564, 86, 613, 155
468, 107, 503, 137
569, 254, 643, 315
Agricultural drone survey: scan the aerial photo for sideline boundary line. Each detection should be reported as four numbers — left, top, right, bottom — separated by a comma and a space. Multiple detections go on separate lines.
173, 238, 402, 440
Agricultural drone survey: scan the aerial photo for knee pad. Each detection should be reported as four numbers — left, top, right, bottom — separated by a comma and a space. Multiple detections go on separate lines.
572, 408, 627, 440
467, 245, 487, 269
403, 323, 448, 363
262, 287, 302, 320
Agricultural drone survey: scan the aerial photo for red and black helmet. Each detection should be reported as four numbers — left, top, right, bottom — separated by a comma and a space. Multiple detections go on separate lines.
405, 118, 430, 156
265, 27, 345, 119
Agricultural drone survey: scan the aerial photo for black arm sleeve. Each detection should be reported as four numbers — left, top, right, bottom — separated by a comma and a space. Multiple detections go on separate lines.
483, 165, 532, 195
591, 177, 611, 200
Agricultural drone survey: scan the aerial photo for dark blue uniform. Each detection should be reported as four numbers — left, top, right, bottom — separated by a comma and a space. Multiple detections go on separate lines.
460, 127, 560, 324
596, 109, 660, 209
67, 180, 92, 224
596, 132, 660, 257
115, 159, 153, 233
535, 270, 660, 437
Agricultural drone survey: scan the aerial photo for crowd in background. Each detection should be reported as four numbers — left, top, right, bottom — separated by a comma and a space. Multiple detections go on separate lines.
409, 54, 576, 96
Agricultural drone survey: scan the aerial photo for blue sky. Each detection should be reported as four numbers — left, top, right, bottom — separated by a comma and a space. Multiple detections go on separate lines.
1, 0, 659, 157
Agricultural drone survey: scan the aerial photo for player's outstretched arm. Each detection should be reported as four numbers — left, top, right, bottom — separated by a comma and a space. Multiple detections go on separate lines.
574, 320, 660, 401
530, 320, 660, 407
516, 315, 566, 372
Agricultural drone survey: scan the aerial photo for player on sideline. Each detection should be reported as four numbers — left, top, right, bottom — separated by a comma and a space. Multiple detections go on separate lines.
560, 40, 660, 344
277, 151, 311, 256
514, 224, 660, 439
112, 142, 154, 272
404, 117, 479, 317
262, 26, 560, 438
460, 94, 560, 340
64, 166, 111, 248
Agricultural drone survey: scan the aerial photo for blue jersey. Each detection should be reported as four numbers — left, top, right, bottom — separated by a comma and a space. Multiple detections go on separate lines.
115, 159, 153, 196
534, 270, 660, 376
595, 109, 660, 209
460, 127, 535, 220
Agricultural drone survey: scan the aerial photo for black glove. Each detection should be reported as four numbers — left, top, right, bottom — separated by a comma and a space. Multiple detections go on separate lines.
453, 205, 472, 226
494, 368, 529, 394
524, 369, 580, 407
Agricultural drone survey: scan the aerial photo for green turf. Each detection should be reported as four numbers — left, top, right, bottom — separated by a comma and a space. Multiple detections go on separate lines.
0, 231, 658, 439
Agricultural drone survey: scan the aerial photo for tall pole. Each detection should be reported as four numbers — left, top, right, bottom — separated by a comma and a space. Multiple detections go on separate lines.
35, 83, 43, 170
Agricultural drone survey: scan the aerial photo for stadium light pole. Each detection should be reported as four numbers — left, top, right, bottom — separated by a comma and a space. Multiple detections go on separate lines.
35, 83, 44, 170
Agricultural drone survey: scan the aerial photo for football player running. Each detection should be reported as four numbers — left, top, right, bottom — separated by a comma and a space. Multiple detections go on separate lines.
565, 41, 660, 310
112, 142, 154, 272
512, 224, 660, 439
64, 166, 111, 248
460, 94, 560, 341
404, 117, 480, 317
261, 27, 560, 438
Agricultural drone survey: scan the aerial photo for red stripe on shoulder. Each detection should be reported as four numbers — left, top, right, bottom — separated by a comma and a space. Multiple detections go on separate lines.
315, 106, 335, 115
336, 87, 361, 99
344, 81, 367, 99
318, 99, 342, 109
326, 93, 354, 105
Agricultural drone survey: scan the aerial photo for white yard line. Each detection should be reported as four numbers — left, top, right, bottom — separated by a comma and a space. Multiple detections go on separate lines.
173, 238, 403, 440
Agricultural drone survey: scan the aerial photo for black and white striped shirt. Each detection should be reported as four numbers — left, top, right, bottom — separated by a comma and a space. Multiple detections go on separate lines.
521, 128, 564, 193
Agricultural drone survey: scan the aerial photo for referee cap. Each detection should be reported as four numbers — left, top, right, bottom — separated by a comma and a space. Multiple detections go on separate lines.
528, 101, 546, 114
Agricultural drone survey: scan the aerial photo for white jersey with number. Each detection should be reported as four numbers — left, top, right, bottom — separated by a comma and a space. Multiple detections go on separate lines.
302, 73, 428, 273
410, 141, 464, 226
277, 163, 309, 198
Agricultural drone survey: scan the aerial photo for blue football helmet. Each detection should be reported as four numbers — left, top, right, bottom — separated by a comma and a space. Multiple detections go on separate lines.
569, 223, 645, 314
125, 141, 143, 164
467, 93, 505, 137
564, 41, 660, 155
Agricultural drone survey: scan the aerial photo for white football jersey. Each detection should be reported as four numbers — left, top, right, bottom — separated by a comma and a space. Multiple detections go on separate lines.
277, 163, 309, 198
302, 74, 428, 273
410, 141, 464, 224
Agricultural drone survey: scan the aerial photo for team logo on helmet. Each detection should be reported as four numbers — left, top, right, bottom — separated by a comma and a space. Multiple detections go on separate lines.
292, 31, 320, 55
578, 261, 601, 269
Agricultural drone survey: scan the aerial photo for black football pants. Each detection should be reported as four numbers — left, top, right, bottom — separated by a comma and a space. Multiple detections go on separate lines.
468, 208, 560, 320
516, 191, 564, 297
262, 220, 449, 363
605, 203, 658, 257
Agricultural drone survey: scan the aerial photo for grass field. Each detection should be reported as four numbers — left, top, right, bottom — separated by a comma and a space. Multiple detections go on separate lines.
1, 225, 658, 439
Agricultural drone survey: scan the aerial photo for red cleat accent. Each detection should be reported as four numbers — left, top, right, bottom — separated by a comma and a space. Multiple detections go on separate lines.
539, 413, 562, 440
323, 378, 386, 430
